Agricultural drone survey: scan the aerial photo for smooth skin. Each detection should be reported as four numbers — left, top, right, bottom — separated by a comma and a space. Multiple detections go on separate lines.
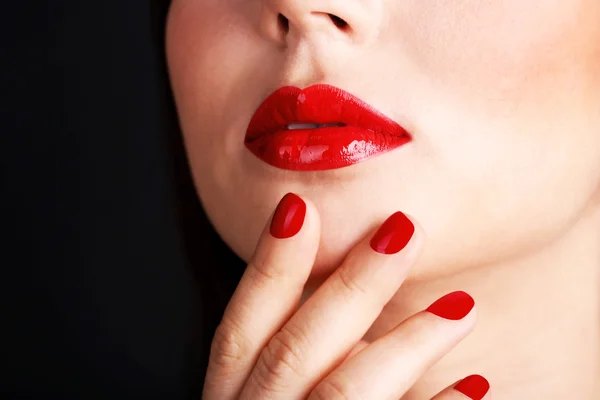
202, 195, 484, 400
166, 0, 600, 398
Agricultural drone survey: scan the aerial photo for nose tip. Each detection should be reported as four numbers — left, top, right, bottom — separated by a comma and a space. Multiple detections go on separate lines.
260, 0, 381, 46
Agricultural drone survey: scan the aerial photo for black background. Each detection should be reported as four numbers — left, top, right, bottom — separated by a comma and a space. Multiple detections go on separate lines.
2, 1, 201, 398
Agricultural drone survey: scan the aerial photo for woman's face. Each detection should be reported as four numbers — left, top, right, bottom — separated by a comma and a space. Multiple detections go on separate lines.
166, 0, 600, 286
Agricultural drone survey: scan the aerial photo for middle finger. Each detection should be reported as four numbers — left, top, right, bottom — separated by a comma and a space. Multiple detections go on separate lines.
240, 211, 424, 399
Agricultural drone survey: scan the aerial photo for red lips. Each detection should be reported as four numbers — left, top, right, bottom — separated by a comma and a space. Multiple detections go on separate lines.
244, 84, 411, 171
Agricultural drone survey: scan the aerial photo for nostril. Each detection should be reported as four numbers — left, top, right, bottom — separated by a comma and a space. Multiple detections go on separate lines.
277, 13, 289, 34
328, 14, 348, 30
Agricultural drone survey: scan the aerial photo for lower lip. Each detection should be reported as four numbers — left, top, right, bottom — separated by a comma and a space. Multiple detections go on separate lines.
245, 127, 410, 171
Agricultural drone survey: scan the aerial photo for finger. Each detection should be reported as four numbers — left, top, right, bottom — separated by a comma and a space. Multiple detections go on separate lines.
202, 193, 320, 400
308, 291, 477, 400
431, 374, 491, 400
241, 211, 424, 399
343, 339, 369, 362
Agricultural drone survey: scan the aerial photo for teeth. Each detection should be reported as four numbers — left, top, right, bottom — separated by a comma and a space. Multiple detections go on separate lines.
287, 123, 321, 130
286, 123, 346, 130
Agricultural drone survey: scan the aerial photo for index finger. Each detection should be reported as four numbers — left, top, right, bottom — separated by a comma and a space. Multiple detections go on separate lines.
202, 193, 320, 400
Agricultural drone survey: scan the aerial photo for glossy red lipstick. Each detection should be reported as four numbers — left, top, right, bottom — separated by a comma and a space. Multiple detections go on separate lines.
244, 84, 411, 171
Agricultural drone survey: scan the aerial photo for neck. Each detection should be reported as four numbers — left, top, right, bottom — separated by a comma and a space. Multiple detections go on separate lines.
367, 203, 600, 399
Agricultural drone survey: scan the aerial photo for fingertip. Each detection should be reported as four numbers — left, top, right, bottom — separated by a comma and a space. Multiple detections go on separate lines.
365, 211, 425, 258
269, 193, 307, 239
263, 192, 319, 238
293, 193, 321, 240
400, 212, 427, 257
454, 374, 490, 400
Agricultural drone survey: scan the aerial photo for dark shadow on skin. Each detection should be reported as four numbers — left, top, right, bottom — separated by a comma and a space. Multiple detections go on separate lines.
150, 0, 247, 396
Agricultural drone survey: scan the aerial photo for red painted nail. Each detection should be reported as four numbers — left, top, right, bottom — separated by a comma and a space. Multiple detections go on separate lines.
454, 374, 490, 400
369, 211, 415, 254
426, 291, 474, 320
270, 193, 306, 239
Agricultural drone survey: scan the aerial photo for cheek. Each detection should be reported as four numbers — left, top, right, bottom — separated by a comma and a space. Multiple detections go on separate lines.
402, 0, 600, 267
405, 0, 600, 111
166, 1, 254, 136
166, 1, 259, 199
166, 1, 292, 260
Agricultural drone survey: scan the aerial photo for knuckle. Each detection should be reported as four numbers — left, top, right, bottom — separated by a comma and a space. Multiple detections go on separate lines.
404, 314, 444, 346
246, 254, 279, 287
208, 318, 248, 371
252, 325, 309, 392
336, 266, 370, 296
311, 376, 365, 400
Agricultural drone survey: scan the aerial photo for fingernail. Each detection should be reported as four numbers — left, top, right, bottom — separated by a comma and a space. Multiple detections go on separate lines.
454, 374, 490, 400
426, 291, 475, 320
270, 193, 306, 239
369, 211, 415, 254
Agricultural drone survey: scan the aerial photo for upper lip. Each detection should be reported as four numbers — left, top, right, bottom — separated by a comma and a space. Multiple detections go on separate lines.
244, 84, 410, 142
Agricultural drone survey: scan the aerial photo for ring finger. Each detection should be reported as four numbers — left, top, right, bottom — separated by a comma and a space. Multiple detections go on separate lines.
307, 291, 480, 400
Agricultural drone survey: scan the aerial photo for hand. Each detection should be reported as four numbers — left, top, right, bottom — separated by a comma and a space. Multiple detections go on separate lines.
202, 193, 490, 400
